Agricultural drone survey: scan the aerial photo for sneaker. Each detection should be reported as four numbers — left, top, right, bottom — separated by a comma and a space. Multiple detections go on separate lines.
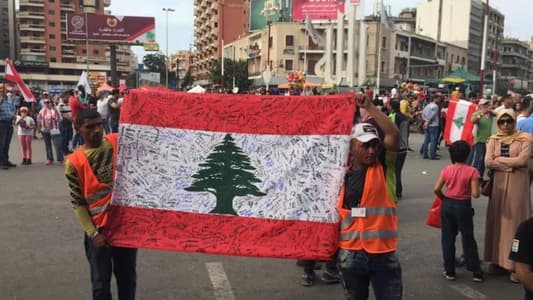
510, 273, 520, 283
301, 272, 315, 287
473, 272, 484, 283
6, 161, 16, 167
21, 159, 27, 165
27, 159, 32, 165
45, 160, 52, 165
321, 270, 341, 284
443, 271, 456, 281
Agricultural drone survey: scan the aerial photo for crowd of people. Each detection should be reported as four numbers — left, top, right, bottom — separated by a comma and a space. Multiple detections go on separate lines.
0, 84, 123, 169
2, 82, 533, 300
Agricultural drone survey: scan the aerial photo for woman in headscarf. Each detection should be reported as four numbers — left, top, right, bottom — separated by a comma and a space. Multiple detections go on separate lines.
484, 109, 533, 281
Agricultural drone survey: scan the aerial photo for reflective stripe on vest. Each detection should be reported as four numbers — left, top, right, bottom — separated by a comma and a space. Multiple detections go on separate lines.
86, 186, 113, 204
339, 207, 398, 230
340, 230, 398, 241
89, 203, 109, 216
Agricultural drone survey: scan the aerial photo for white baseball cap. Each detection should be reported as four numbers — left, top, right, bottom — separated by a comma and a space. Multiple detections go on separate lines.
352, 123, 380, 143
479, 98, 490, 106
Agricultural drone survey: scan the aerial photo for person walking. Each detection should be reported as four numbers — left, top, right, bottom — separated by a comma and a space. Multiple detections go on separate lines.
434, 140, 484, 282
15, 107, 35, 165
337, 94, 402, 300
420, 94, 441, 160
108, 89, 121, 133
96, 91, 110, 134
0, 87, 17, 169
484, 109, 532, 282
57, 96, 73, 155
66, 109, 137, 300
38, 98, 63, 165
468, 98, 493, 181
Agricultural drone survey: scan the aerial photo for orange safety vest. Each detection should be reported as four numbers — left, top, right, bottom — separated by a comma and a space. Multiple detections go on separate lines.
68, 134, 118, 229
337, 164, 398, 254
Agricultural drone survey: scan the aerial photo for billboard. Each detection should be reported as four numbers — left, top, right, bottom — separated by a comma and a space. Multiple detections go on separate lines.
66, 14, 155, 44
292, 0, 345, 21
250, 0, 292, 31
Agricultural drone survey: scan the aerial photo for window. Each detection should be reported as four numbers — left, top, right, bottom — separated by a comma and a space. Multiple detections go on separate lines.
269, 36, 273, 49
48, 10, 55, 15
93, 49, 99, 55
382, 37, 387, 49
285, 35, 294, 47
285, 59, 293, 71
48, 0, 55, 2
49, 34, 56, 39
381, 61, 385, 72
49, 22, 55, 27
50, 57, 56, 62
50, 46, 56, 51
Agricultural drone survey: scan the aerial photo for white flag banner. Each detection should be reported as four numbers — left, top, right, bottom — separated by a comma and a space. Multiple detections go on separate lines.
77, 71, 92, 95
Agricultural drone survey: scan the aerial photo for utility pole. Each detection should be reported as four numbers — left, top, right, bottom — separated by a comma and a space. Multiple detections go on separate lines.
479, 0, 489, 97
163, 8, 175, 88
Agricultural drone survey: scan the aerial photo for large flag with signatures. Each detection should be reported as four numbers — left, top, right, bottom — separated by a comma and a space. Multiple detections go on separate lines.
106, 90, 356, 260
443, 99, 477, 146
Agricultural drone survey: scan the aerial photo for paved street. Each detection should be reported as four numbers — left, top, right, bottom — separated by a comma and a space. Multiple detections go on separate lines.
0, 132, 527, 300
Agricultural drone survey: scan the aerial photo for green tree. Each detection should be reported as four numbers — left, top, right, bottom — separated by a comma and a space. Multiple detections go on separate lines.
185, 134, 267, 215
142, 53, 176, 86
209, 59, 252, 93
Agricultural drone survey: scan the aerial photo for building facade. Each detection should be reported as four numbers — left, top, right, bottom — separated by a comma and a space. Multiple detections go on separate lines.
1, 0, 135, 91
0, 0, 17, 61
415, 0, 504, 76
500, 38, 533, 91
193, 0, 250, 84
169, 50, 194, 89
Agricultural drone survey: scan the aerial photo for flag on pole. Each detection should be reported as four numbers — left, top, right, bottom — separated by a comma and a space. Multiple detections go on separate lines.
305, 15, 321, 44
443, 99, 478, 146
76, 71, 92, 96
105, 91, 356, 259
4, 59, 36, 102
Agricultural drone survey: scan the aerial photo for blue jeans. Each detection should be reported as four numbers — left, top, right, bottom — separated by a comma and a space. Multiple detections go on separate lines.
0, 120, 13, 164
42, 131, 64, 162
467, 143, 486, 179
337, 249, 402, 300
440, 198, 482, 275
421, 126, 439, 158
59, 120, 73, 154
110, 119, 119, 133
84, 235, 138, 300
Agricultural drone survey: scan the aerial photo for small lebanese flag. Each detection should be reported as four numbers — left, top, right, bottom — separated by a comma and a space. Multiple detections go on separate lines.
106, 90, 356, 260
444, 99, 477, 146
4, 59, 36, 102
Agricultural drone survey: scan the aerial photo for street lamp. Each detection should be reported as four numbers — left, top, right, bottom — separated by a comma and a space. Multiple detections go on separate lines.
162, 8, 175, 88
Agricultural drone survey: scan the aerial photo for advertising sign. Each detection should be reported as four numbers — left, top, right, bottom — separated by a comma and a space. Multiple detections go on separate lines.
292, 0, 345, 21
88, 71, 107, 86
250, 0, 292, 31
67, 14, 155, 44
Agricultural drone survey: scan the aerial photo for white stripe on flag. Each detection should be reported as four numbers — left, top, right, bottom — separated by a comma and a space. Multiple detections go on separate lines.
113, 124, 350, 223
449, 100, 471, 143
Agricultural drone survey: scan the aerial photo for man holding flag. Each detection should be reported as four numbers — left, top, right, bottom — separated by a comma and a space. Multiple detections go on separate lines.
337, 94, 402, 300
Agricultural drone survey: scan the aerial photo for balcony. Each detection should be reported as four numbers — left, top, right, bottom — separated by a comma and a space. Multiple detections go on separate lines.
60, 4, 74, 11
20, 36, 46, 44
19, 24, 45, 32
20, 48, 46, 55
62, 41, 76, 47
18, 11, 45, 19
20, 0, 44, 8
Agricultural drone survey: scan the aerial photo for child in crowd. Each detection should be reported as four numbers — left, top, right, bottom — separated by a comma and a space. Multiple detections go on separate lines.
433, 140, 484, 282
15, 107, 35, 165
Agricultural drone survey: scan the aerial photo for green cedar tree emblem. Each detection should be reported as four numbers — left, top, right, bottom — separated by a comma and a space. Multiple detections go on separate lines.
185, 134, 267, 215
453, 116, 465, 129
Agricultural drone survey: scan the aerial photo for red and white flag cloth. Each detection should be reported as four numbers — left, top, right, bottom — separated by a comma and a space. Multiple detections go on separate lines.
106, 90, 356, 260
4, 59, 36, 102
443, 99, 477, 146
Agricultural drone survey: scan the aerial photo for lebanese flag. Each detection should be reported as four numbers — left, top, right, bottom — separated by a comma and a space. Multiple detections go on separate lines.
4, 59, 36, 102
106, 90, 356, 260
443, 99, 477, 146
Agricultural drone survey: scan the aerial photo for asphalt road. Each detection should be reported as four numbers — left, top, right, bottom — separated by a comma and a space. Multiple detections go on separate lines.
0, 132, 527, 300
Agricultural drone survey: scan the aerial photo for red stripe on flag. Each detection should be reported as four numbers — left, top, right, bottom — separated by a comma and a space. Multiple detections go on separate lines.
461, 103, 478, 145
443, 100, 457, 146
120, 90, 356, 135
106, 205, 339, 260
4, 59, 36, 102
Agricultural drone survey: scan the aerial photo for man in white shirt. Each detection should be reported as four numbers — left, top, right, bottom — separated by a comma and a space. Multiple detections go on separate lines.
96, 91, 110, 133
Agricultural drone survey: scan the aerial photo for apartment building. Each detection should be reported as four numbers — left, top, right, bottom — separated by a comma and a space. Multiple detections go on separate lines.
416, 0, 504, 76
169, 50, 194, 89
0, 0, 17, 61
10, 0, 135, 91
193, 0, 250, 84
500, 38, 533, 91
